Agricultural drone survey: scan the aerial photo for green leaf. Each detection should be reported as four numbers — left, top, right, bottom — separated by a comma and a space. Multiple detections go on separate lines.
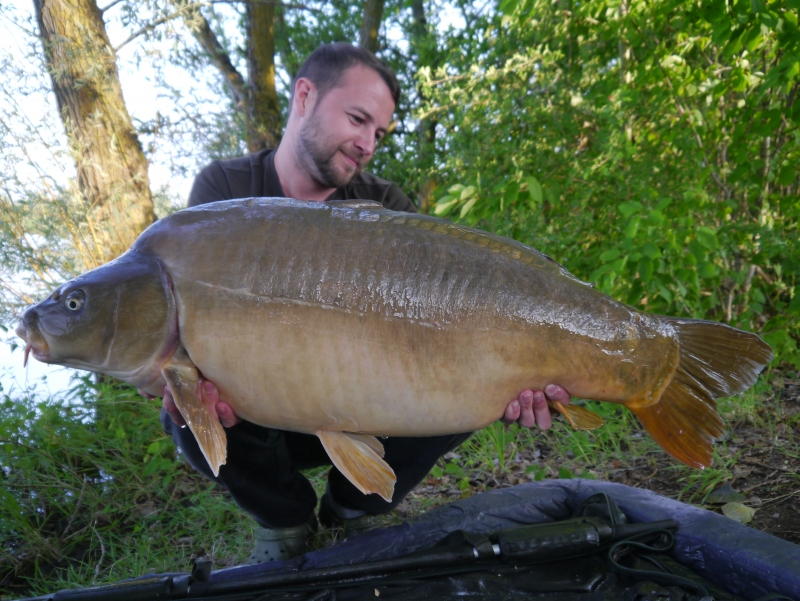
433, 196, 458, 216
600, 249, 621, 262
618, 201, 643, 218
527, 176, 543, 204
499, 0, 519, 15
448, 184, 465, 195
558, 467, 573, 479
460, 185, 476, 200
624, 216, 641, 239
722, 502, 756, 524
759, 11, 779, 29
646, 209, 664, 225
778, 164, 796, 185
638, 257, 654, 283
528, 466, 546, 481
445, 461, 464, 477
503, 181, 519, 207
696, 226, 719, 250
641, 242, 661, 259
142, 457, 163, 477
789, 291, 800, 314
430, 466, 443, 478
688, 239, 706, 262
544, 184, 561, 206
459, 196, 478, 218
746, 32, 763, 53
698, 261, 718, 278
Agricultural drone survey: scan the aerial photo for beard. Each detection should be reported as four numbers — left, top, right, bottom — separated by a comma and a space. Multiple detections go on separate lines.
296, 114, 363, 189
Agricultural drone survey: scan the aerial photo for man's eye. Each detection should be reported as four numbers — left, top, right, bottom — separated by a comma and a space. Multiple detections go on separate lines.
349, 114, 364, 125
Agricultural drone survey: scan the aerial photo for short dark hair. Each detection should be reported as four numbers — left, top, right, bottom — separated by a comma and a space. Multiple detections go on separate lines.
292, 43, 400, 108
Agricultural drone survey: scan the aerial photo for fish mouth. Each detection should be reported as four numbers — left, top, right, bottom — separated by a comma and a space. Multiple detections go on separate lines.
15, 323, 50, 366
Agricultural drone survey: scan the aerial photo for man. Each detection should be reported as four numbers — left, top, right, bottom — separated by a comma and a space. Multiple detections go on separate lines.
160, 43, 572, 564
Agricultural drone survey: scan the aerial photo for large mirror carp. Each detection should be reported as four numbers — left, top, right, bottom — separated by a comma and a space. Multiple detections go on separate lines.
16, 198, 773, 501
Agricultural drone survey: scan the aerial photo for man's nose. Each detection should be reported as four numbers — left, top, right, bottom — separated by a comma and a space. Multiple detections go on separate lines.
353, 132, 376, 159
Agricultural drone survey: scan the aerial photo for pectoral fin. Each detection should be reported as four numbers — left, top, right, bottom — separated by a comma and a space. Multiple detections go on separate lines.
316, 431, 396, 502
548, 401, 604, 430
162, 356, 227, 476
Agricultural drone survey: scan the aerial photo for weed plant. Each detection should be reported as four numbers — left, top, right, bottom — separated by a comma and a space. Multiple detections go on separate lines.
0, 368, 786, 598
0, 376, 251, 598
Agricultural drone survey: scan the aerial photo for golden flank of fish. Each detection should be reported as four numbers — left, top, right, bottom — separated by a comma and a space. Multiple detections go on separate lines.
15, 198, 773, 501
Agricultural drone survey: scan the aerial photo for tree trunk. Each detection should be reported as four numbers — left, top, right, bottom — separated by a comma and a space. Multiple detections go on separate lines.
359, 0, 384, 53
247, 1, 281, 151
33, 0, 155, 263
411, 0, 437, 212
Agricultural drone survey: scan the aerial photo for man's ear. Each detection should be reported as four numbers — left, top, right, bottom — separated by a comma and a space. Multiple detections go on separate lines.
293, 77, 317, 118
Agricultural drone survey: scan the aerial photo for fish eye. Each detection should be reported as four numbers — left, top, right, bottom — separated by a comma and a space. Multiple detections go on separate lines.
65, 289, 85, 311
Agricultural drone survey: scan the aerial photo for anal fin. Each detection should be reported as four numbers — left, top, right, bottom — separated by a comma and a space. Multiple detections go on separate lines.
548, 400, 604, 430
316, 431, 396, 502
162, 356, 227, 477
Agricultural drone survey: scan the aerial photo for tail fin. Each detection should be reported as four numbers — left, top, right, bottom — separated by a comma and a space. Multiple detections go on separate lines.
632, 318, 773, 469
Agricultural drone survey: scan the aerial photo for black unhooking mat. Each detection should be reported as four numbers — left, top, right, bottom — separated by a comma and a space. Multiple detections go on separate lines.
19, 480, 800, 601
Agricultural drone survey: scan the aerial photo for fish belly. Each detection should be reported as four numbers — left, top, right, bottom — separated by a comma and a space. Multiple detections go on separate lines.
175, 281, 568, 435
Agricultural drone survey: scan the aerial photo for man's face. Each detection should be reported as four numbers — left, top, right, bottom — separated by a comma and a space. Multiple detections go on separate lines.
296, 65, 395, 189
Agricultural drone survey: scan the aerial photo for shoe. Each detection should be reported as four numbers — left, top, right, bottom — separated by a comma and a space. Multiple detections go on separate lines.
318, 484, 390, 539
245, 514, 317, 565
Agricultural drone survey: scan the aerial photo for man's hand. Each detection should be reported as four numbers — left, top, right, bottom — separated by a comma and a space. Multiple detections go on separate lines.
501, 385, 571, 430
159, 379, 241, 428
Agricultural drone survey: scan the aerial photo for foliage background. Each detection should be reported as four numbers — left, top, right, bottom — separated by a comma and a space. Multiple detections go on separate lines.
0, 0, 798, 595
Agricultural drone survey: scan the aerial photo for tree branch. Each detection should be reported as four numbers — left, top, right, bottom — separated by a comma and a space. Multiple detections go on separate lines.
211, 0, 321, 11
186, 8, 248, 104
113, 0, 318, 52
98, 0, 125, 13
113, 6, 197, 52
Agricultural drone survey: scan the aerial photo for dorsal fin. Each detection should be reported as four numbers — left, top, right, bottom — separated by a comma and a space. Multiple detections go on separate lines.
326, 199, 383, 209
376, 212, 591, 286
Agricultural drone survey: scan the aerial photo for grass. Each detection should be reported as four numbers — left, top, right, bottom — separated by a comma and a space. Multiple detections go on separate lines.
1, 368, 796, 599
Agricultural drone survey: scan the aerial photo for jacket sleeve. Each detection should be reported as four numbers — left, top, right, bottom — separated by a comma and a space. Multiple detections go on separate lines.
187, 161, 232, 207
382, 183, 417, 214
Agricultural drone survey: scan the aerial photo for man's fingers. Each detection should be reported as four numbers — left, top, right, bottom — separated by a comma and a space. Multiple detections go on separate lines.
531, 390, 552, 430
517, 390, 537, 428
216, 402, 242, 428
162, 388, 187, 427
544, 384, 571, 405
197, 378, 242, 428
197, 378, 221, 417
501, 400, 520, 424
